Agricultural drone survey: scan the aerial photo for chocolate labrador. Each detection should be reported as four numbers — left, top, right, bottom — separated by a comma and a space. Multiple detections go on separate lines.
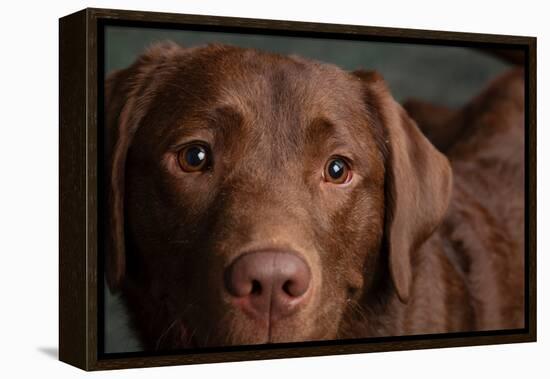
104, 42, 524, 350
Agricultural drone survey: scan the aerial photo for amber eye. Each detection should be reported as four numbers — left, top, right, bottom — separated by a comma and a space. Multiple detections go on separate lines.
177, 144, 210, 172
324, 157, 352, 184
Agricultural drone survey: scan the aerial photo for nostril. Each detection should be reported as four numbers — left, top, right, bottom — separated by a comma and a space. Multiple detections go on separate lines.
282, 277, 309, 298
250, 279, 262, 295
282, 280, 295, 297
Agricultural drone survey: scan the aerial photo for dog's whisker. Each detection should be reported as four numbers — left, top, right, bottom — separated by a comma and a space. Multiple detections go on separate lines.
155, 317, 180, 351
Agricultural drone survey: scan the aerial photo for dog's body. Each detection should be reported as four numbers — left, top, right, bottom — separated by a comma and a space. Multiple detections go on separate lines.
400, 69, 525, 333
105, 43, 524, 350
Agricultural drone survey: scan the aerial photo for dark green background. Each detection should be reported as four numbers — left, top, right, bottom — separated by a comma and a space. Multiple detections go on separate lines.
103, 26, 510, 353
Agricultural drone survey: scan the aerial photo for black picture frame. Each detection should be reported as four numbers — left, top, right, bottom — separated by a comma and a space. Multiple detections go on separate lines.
59, 7, 537, 371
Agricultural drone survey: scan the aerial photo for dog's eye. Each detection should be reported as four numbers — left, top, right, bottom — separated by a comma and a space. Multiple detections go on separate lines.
324, 157, 352, 184
177, 144, 209, 172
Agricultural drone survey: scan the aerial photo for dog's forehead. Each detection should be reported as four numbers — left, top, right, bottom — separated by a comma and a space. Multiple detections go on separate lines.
209, 51, 371, 152
212, 49, 365, 118
147, 46, 374, 155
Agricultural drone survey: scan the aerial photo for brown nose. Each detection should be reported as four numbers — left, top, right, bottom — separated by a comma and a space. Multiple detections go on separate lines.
225, 251, 311, 321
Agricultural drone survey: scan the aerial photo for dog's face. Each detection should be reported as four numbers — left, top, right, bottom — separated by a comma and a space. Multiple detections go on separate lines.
105, 43, 452, 349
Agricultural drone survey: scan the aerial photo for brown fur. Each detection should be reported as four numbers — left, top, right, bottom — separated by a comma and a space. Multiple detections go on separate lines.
104, 43, 524, 350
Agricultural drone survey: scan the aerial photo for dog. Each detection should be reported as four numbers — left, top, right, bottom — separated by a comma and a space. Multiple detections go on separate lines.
104, 42, 524, 350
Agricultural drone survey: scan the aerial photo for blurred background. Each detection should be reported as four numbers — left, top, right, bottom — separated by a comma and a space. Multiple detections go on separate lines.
103, 25, 512, 353
105, 26, 511, 107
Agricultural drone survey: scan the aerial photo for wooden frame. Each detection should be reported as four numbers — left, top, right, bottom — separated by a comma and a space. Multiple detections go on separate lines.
59, 7, 537, 371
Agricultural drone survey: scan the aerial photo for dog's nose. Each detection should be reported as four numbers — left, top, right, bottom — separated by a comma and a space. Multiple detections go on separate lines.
225, 251, 311, 321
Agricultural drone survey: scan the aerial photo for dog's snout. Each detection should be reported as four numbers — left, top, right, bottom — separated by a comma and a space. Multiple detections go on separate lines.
225, 251, 311, 321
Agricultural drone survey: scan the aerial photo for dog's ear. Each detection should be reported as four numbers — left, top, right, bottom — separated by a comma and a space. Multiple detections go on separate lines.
353, 70, 453, 303
104, 42, 181, 291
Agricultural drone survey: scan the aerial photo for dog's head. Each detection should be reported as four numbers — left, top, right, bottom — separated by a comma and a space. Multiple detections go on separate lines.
105, 43, 452, 349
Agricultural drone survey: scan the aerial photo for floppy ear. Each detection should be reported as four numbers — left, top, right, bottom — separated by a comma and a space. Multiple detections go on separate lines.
354, 70, 453, 303
104, 42, 181, 291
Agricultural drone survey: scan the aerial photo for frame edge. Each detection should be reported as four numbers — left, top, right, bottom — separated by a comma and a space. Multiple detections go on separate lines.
527, 37, 537, 343
59, 8, 89, 371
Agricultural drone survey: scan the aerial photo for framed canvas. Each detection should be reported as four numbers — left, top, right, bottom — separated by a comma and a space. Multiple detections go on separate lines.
59, 7, 537, 371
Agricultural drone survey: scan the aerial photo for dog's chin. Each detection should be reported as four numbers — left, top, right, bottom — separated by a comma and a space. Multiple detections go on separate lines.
158, 317, 328, 350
